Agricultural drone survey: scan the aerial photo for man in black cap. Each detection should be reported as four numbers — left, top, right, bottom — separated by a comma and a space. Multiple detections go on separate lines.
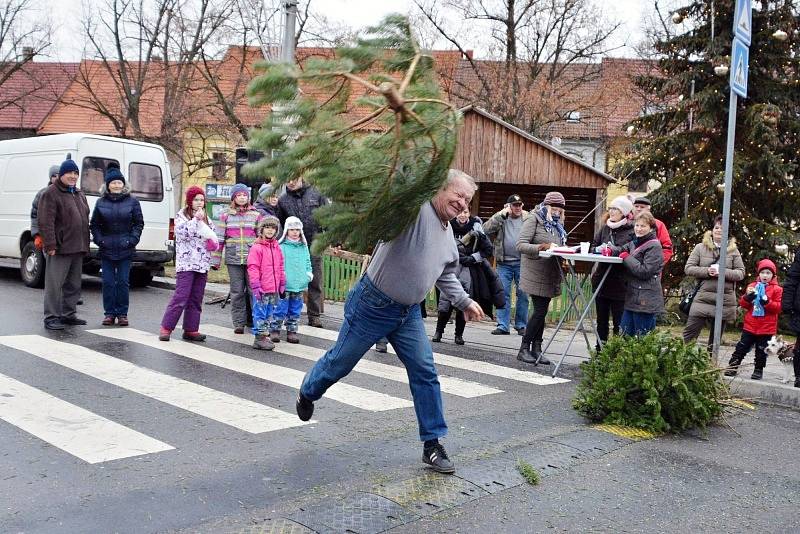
38, 158, 90, 330
632, 197, 673, 265
484, 194, 530, 335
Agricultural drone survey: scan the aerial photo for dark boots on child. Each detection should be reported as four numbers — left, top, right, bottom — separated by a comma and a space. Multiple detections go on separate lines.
253, 335, 274, 350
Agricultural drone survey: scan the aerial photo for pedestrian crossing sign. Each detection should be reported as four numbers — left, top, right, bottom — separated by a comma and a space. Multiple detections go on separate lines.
731, 37, 749, 99
734, 0, 752, 46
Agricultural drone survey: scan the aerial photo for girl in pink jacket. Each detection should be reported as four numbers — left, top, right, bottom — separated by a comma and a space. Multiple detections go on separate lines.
246, 216, 285, 350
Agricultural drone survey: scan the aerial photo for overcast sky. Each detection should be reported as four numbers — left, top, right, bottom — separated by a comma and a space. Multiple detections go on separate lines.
43, 0, 660, 62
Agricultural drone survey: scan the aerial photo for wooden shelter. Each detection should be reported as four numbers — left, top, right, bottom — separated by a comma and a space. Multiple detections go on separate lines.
454, 106, 615, 246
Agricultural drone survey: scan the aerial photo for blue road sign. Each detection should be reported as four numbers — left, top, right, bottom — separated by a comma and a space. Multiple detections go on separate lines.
734, 0, 752, 46
731, 37, 749, 99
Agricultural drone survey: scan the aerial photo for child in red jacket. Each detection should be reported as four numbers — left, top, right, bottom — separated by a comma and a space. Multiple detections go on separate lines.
725, 259, 783, 379
247, 217, 285, 351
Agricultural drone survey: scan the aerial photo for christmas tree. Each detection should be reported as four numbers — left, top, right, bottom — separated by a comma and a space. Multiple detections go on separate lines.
245, 15, 460, 255
614, 0, 800, 287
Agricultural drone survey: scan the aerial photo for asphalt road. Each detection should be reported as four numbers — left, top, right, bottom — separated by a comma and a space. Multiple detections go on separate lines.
0, 267, 797, 533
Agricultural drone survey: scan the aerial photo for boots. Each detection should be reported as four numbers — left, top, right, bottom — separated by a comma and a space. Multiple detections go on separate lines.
434, 311, 450, 342
432, 331, 443, 343
795, 377, 800, 388
750, 368, 763, 380
253, 335, 274, 350
532, 341, 550, 365
454, 335, 465, 345
158, 328, 171, 341
517, 341, 537, 364
286, 331, 300, 344
724, 355, 744, 377
270, 330, 281, 343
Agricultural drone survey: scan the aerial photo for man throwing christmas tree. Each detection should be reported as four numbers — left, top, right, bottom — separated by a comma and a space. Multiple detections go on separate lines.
296, 170, 485, 474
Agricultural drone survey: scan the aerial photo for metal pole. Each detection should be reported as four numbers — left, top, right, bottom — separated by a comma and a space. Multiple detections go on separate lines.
280, 0, 299, 64
711, 88, 738, 360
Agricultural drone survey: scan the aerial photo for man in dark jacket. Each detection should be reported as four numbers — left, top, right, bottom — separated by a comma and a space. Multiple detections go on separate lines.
276, 177, 329, 327
30, 165, 61, 249
781, 247, 800, 388
38, 158, 90, 330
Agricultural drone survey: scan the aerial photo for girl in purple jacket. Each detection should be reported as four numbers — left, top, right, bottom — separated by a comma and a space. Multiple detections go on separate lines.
159, 186, 218, 342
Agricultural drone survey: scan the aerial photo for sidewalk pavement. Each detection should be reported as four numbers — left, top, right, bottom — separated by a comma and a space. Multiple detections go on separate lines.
152, 276, 800, 407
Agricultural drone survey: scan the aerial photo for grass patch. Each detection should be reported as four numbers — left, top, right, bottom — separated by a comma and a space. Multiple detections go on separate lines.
164, 262, 230, 284
516, 459, 541, 486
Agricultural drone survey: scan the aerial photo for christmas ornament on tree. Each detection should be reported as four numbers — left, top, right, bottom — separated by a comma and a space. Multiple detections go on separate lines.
245, 15, 460, 254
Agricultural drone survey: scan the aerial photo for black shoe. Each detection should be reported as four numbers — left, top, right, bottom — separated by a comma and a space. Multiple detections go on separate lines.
454, 335, 465, 345
77, 299, 83, 306
723, 368, 738, 377
725, 357, 743, 377
44, 318, 65, 330
517, 345, 537, 364
532, 341, 550, 365
795, 378, 800, 388
61, 316, 87, 325
375, 341, 388, 353
515, 327, 526, 336
422, 443, 455, 474
491, 328, 510, 335
751, 368, 763, 380
296, 392, 314, 421
432, 331, 443, 343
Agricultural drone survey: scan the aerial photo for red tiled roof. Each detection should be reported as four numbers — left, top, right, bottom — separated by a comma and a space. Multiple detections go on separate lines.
0, 62, 78, 130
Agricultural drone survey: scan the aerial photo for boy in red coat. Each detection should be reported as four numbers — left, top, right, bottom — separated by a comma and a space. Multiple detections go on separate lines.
725, 259, 783, 379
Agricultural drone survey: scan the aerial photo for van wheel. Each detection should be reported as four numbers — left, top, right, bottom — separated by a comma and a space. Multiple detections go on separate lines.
21, 241, 45, 288
130, 268, 154, 288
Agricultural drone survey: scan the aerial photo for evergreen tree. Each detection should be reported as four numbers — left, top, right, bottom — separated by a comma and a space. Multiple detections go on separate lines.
245, 15, 460, 254
615, 0, 800, 286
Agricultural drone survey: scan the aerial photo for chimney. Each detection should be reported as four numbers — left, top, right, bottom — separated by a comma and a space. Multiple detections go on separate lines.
21, 47, 35, 62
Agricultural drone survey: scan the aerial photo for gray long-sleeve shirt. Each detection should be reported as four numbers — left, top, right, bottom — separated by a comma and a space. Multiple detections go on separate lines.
366, 201, 474, 310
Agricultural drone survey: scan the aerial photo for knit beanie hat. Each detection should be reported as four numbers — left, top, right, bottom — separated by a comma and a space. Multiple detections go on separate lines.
230, 183, 250, 201
258, 183, 275, 202
279, 216, 307, 244
59, 158, 79, 177
609, 195, 633, 217
185, 185, 204, 207
105, 167, 125, 185
48, 165, 60, 180
543, 191, 566, 207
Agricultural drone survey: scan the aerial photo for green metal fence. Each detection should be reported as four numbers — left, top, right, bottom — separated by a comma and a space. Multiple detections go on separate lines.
323, 253, 594, 325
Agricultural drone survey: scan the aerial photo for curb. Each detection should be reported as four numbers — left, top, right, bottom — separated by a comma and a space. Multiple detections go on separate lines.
724, 376, 800, 409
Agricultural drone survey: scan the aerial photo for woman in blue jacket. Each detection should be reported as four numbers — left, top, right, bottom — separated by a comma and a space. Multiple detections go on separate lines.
90, 166, 144, 326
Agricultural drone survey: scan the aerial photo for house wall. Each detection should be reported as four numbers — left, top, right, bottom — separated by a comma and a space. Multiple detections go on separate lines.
557, 138, 607, 174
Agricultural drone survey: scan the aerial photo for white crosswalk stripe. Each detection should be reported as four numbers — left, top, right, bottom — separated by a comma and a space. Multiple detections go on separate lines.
296, 325, 569, 386
0, 335, 310, 434
89, 328, 414, 411
0, 372, 174, 464
200, 324, 503, 398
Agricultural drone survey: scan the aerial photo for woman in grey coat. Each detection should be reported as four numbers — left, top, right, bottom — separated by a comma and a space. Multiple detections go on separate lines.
515, 191, 568, 364
682, 215, 745, 350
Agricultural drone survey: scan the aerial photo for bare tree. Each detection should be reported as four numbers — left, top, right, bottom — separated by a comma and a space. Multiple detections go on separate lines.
0, 0, 51, 113
68, 0, 232, 157
414, 0, 623, 136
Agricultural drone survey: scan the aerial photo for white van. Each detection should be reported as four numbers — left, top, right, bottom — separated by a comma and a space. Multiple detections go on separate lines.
0, 133, 175, 287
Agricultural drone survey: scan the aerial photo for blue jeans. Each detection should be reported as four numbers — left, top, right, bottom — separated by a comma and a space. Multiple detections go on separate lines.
496, 262, 528, 332
620, 310, 657, 337
301, 275, 447, 441
101, 258, 131, 317
252, 293, 280, 335
274, 292, 304, 332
